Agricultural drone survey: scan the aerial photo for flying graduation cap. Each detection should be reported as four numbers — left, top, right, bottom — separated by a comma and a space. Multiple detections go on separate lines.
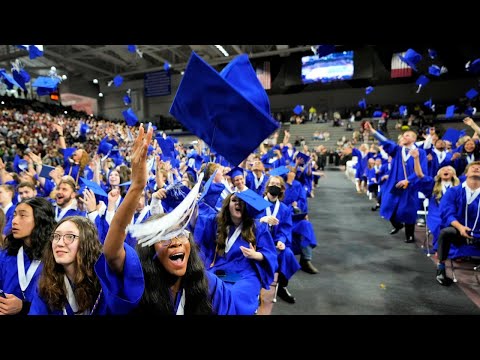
398, 49, 422, 72
358, 98, 367, 109
169, 52, 279, 167
32, 76, 61, 96
416, 75, 430, 93
293, 105, 304, 115
365, 86, 374, 95
122, 108, 138, 126
466, 88, 479, 100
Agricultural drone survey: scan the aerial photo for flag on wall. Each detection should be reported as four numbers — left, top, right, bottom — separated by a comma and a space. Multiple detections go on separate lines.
391, 51, 413, 79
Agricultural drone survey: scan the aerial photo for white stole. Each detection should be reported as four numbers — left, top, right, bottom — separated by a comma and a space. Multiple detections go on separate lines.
55, 201, 77, 222
175, 289, 186, 315
463, 182, 480, 232
62, 274, 88, 315
17, 246, 41, 297
467, 153, 475, 164
433, 149, 446, 164
264, 197, 280, 218
254, 174, 264, 190
225, 224, 243, 253
402, 146, 415, 162
441, 181, 452, 195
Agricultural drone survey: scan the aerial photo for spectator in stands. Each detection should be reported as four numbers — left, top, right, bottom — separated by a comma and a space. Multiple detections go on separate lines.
101, 124, 236, 315
434, 161, 480, 286
0, 197, 56, 315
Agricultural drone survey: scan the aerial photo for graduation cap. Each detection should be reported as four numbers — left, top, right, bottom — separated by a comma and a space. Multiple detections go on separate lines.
311, 45, 335, 58
365, 86, 374, 95
465, 106, 477, 116
466, 88, 479, 100
123, 94, 131, 105
445, 105, 456, 119
147, 145, 155, 156
358, 98, 366, 109
113, 75, 123, 87
162, 182, 191, 211
79, 177, 108, 198
428, 65, 441, 77
12, 69, 30, 91
424, 98, 435, 111
62, 147, 77, 160
0, 69, 21, 89
293, 105, 304, 115
398, 49, 422, 71
169, 52, 279, 167
268, 166, 290, 177
227, 166, 245, 179
235, 189, 271, 216
466, 59, 480, 74
372, 110, 383, 118
415, 75, 430, 93
17, 45, 44, 59
295, 152, 311, 163
80, 123, 90, 135
163, 62, 171, 71
127, 45, 137, 53
428, 48, 437, 59
32, 76, 60, 96
122, 108, 138, 126
442, 128, 466, 144
97, 140, 113, 156
156, 136, 176, 158
399, 105, 408, 116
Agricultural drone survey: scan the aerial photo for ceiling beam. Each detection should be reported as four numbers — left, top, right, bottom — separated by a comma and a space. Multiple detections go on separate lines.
231, 45, 243, 54
99, 45, 312, 79
44, 49, 115, 76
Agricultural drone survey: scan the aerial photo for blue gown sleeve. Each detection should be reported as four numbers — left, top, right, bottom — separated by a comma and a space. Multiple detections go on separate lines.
206, 271, 236, 315
94, 243, 144, 314
29, 287, 52, 315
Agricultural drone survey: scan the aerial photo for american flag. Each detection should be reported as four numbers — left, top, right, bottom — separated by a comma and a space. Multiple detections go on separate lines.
391, 52, 413, 79
256, 61, 271, 90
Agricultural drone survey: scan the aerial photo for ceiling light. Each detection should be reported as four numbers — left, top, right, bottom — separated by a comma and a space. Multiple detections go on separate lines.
98, 93, 103, 97
214, 45, 229, 57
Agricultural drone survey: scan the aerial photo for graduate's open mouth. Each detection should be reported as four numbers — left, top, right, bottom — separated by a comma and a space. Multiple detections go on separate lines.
169, 252, 185, 262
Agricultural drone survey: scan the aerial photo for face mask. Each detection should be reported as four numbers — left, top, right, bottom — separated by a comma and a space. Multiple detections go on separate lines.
268, 185, 281, 197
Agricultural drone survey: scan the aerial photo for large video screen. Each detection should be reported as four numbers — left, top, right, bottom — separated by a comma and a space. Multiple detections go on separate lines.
301, 51, 354, 84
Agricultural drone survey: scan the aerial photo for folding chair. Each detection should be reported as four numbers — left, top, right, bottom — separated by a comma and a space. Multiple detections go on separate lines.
417, 192, 432, 256
448, 244, 480, 283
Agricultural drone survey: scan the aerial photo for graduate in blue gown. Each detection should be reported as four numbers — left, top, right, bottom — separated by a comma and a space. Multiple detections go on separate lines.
194, 191, 277, 315
29, 216, 108, 315
364, 121, 428, 243
259, 175, 300, 304
411, 148, 460, 252
0, 197, 55, 315
100, 125, 236, 315
435, 161, 480, 285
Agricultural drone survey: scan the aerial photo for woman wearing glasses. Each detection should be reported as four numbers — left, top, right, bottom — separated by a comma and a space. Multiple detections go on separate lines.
0, 197, 56, 315
98, 124, 236, 315
29, 216, 106, 315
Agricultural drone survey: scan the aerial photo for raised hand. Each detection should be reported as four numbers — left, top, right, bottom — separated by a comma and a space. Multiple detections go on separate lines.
130, 123, 153, 190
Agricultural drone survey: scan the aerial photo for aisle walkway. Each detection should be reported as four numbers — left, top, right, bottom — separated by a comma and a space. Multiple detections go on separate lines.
271, 168, 480, 315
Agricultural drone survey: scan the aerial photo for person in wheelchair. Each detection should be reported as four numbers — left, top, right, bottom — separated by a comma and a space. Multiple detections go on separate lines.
435, 161, 480, 286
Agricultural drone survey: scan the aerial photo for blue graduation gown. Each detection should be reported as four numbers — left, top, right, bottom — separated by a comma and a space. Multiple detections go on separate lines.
283, 180, 308, 213
195, 214, 277, 315
94, 244, 145, 314
439, 184, 480, 258
379, 139, 428, 223
29, 284, 107, 315
3, 205, 14, 236
415, 176, 442, 247
0, 248, 42, 305
245, 171, 269, 196
259, 201, 300, 281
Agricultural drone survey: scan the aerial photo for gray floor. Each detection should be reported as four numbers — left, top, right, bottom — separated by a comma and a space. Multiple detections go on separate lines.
272, 167, 480, 315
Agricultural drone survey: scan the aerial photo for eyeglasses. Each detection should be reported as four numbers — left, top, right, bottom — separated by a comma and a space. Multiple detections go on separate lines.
158, 230, 191, 247
50, 233, 79, 245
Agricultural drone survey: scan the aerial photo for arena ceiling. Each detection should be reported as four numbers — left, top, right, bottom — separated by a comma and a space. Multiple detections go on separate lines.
0, 45, 314, 83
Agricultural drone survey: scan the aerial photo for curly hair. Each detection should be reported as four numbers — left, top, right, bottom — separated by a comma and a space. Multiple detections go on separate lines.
4, 197, 56, 260
133, 214, 213, 315
38, 216, 102, 313
216, 193, 256, 256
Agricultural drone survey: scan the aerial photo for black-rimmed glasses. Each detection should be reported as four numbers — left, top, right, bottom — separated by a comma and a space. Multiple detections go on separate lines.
50, 233, 79, 245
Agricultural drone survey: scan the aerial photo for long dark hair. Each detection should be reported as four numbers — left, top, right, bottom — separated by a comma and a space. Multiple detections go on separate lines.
4, 197, 55, 260
38, 216, 102, 313
216, 193, 256, 256
133, 215, 212, 315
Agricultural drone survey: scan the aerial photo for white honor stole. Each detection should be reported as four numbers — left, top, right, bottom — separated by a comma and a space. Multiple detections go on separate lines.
264, 197, 280, 219
463, 183, 480, 231
175, 289, 186, 315
131, 205, 150, 225
63, 274, 89, 315
254, 174, 265, 190
17, 246, 41, 299
433, 149, 446, 164
55, 202, 77, 222
225, 224, 243, 253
